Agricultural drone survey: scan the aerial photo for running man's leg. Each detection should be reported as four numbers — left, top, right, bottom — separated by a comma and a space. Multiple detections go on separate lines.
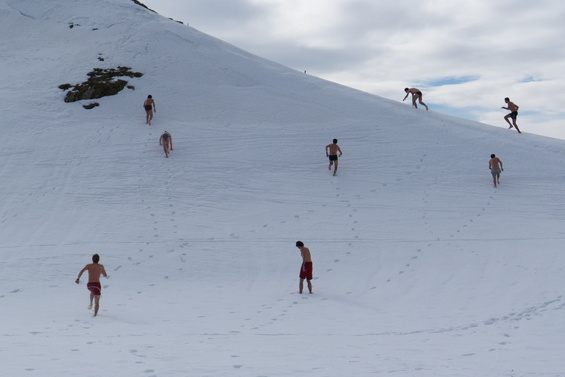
512, 118, 522, 133
504, 114, 514, 129
93, 295, 101, 316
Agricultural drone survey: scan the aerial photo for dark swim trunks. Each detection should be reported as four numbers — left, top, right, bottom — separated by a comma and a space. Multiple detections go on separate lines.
144, 104, 152, 111
87, 282, 102, 296
328, 155, 338, 161
509, 111, 518, 119
299, 262, 313, 280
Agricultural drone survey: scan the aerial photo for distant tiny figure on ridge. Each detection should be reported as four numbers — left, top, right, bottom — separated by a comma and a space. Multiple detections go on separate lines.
144, 95, 156, 125
403, 87, 429, 111
296, 241, 313, 294
489, 154, 504, 188
325, 138, 343, 176
159, 131, 173, 158
75, 254, 108, 317
502, 97, 521, 133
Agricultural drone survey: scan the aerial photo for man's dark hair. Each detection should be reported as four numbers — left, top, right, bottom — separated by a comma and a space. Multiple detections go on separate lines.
296, 241, 304, 247
92, 254, 100, 263
333, 139, 338, 144
491, 154, 496, 158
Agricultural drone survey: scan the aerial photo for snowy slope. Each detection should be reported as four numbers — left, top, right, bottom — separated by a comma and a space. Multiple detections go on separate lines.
1, 1, 565, 376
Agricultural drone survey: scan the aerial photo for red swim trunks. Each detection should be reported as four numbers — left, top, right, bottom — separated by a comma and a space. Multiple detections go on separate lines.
299, 262, 313, 280
87, 282, 102, 296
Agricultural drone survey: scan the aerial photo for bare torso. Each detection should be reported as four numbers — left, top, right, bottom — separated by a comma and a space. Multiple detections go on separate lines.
506, 101, 518, 112
489, 157, 502, 169
326, 144, 341, 155
144, 98, 154, 109
83, 263, 107, 283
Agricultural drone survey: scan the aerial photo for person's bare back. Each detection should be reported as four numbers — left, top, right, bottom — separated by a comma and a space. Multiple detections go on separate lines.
326, 144, 340, 156
489, 157, 502, 170
81, 263, 107, 283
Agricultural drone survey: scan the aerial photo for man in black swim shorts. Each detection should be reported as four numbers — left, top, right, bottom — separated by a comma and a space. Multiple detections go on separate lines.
325, 138, 343, 176
143, 95, 156, 125
403, 87, 429, 111
502, 97, 521, 133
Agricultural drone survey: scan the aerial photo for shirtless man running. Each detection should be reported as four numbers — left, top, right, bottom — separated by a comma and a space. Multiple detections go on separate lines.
403, 87, 429, 111
143, 95, 156, 125
76, 254, 108, 316
296, 241, 313, 294
325, 139, 343, 176
159, 131, 173, 158
502, 97, 521, 133
489, 154, 504, 188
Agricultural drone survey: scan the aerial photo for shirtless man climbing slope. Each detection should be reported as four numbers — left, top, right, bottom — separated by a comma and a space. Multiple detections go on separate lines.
159, 131, 173, 158
502, 97, 521, 133
76, 254, 108, 317
143, 95, 156, 125
403, 87, 429, 111
325, 138, 343, 176
489, 154, 504, 188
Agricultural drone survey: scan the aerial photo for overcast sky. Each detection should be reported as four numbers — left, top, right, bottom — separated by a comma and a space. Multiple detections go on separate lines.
141, 0, 565, 140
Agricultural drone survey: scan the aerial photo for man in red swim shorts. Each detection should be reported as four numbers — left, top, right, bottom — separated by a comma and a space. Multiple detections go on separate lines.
296, 241, 313, 294
76, 254, 108, 316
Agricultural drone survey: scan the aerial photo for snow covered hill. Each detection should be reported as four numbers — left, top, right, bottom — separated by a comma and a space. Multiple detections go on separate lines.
1, 1, 564, 376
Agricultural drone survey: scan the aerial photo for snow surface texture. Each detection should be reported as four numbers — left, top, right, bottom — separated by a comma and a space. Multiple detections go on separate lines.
1, 1, 565, 376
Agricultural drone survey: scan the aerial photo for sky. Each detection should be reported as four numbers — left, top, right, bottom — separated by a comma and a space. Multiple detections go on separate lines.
141, 0, 565, 140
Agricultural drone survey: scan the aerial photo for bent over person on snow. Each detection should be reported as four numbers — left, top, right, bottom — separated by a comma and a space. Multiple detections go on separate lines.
403, 87, 429, 111
159, 131, 173, 158
76, 254, 108, 317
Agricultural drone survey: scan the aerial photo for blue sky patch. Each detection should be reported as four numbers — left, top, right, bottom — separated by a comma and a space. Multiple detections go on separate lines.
426, 76, 480, 87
